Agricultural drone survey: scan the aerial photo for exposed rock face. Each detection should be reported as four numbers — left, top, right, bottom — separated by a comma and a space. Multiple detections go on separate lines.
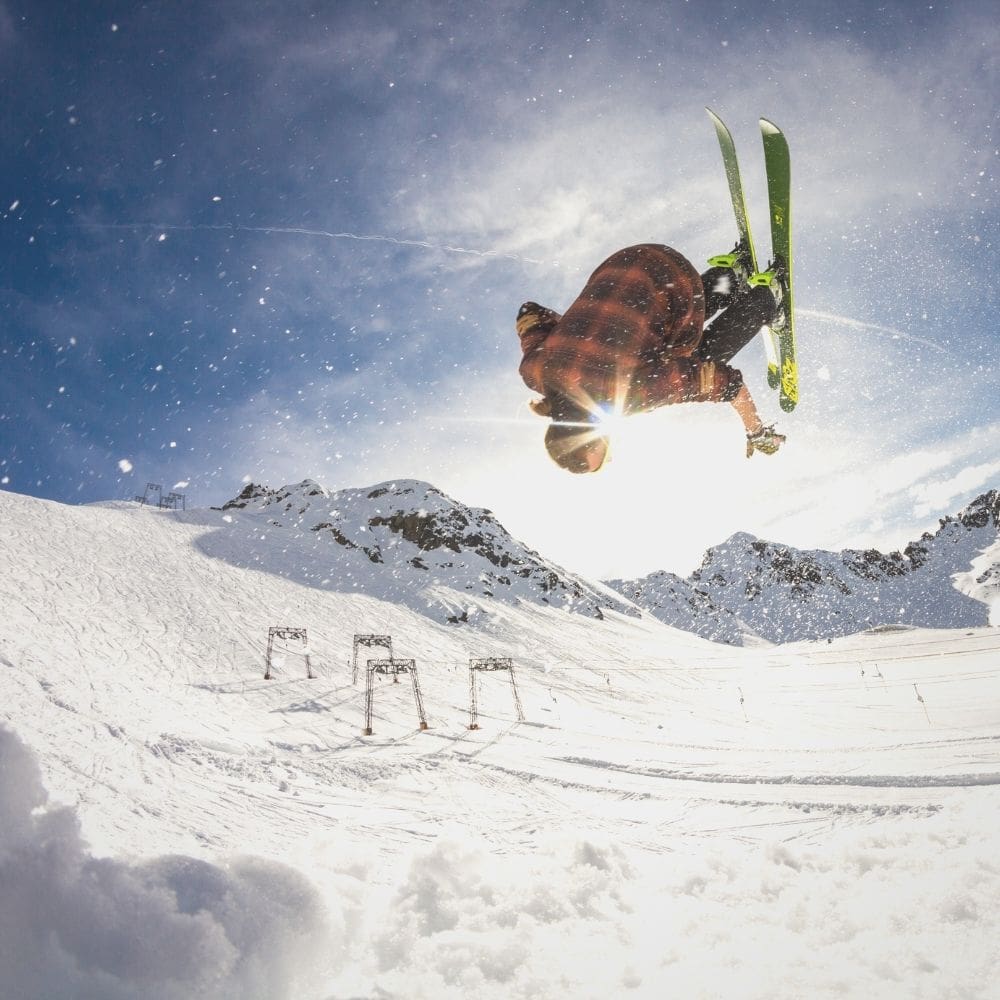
605, 491, 1000, 644
602, 570, 747, 646
220, 483, 275, 510
215, 479, 637, 624
214, 480, 999, 643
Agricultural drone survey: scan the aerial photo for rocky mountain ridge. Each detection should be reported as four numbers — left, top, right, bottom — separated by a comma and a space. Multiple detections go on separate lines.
604, 491, 1000, 644
213, 478, 637, 624
209, 479, 999, 642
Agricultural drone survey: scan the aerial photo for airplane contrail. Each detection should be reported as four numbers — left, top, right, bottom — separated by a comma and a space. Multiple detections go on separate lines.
797, 308, 953, 357
50, 225, 958, 360
62, 221, 549, 266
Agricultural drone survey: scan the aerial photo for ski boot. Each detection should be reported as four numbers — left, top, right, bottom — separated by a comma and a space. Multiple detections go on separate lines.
707, 240, 755, 290
748, 258, 789, 329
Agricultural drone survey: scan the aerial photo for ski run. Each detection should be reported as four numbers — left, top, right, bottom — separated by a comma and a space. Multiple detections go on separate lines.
1, 485, 998, 999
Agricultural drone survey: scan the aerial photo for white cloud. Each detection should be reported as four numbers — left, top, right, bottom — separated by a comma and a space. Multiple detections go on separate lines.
910, 457, 1000, 518
375, 10, 998, 262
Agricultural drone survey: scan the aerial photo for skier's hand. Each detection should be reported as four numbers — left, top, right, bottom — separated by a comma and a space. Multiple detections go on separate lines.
746, 425, 785, 458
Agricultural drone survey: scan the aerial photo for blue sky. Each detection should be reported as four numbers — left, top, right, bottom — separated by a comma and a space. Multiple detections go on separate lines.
1, 0, 997, 578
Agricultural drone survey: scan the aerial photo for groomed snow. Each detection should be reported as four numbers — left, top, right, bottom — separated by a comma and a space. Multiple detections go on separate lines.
1, 487, 998, 999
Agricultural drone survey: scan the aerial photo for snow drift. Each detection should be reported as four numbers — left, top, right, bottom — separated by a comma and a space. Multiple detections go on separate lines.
0, 726, 328, 1000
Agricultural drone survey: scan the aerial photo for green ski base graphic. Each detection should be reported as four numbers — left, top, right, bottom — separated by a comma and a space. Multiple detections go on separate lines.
706, 110, 798, 412
759, 117, 796, 412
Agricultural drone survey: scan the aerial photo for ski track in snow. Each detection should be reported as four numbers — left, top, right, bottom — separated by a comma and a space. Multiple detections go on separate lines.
2, 487, 1000, 998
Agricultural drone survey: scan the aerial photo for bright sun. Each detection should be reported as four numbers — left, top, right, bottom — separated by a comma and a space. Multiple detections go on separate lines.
477, 404, 755, 578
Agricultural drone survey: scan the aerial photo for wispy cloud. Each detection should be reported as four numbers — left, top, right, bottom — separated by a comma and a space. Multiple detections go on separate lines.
909, 454, 1000, 519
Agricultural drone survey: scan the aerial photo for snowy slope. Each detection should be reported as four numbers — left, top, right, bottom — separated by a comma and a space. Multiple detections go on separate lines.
1, 485, 999, 1000
608, 490, 1000, 644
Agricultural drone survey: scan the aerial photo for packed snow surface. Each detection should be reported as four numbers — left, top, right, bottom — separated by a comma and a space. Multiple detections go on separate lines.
1, 485, 998, 999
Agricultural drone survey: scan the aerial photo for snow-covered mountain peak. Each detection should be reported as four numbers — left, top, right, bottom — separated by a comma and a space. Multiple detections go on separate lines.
212, 478, 637, 624
953, 489, 999, 530
606, 490, 1000, 644
222, 478, 488, 530
221, 478, 331, 515
212, 481, 1000, 641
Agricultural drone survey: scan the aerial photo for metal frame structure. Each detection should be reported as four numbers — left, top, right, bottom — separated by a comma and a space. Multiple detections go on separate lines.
352, 633, 393, 684
263, 626, 315, 680
468, 657, 524, 730
135, 482, 162, 506
133, 483, 186, 509
363, 658, 428, 736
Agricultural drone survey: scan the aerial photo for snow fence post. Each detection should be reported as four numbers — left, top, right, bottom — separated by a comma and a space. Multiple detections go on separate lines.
162, 490, 186, 510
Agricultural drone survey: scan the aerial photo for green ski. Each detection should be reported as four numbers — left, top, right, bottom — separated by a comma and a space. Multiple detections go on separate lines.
750, 118, 797, 411
705, 107, 759, 277
705, 108, 781, 393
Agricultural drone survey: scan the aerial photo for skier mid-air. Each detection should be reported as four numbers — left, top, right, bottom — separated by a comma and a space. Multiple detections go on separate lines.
517, 113, 795, 475
517, 244, 786, 473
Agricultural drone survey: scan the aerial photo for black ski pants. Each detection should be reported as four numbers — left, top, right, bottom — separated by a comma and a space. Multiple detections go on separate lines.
696, 267, 776, 365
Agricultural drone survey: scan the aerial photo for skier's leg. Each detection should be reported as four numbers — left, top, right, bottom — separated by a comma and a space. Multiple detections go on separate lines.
697, 285, 776, 365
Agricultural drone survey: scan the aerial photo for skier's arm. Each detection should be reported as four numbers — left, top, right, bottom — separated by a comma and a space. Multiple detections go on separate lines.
629, 356, 743, 409
634, 361, 785, 455
730, 384, 763, 434
516, 303, 561, 394
732, 384, 786, 456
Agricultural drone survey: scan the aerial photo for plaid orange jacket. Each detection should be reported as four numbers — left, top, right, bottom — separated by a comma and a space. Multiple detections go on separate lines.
518, 244, 743, 415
